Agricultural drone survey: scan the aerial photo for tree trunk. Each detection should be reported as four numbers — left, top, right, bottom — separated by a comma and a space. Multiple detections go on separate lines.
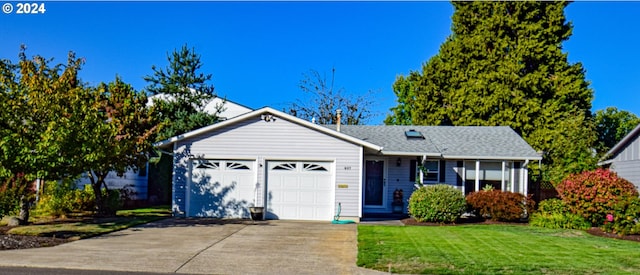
89, 171, 112, 217
18, 194, 30, 225
91, 180, 105, 216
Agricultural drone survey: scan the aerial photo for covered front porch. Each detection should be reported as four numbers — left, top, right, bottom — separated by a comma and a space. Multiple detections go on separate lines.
361, 155, 532, 215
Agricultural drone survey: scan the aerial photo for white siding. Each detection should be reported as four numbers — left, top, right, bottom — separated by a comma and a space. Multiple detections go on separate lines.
608, 133, 640, 190
610, 160, 640, 190
613, 137, 640, 162
172, 116, 362, 218
76, 168, 148, 200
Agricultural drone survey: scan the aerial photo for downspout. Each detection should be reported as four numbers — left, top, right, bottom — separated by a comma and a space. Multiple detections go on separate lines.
501, 161, 506, 192
419, 155, 427, 185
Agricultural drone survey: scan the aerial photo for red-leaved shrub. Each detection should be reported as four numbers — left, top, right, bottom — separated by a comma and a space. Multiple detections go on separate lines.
466, 190, 535, 221
556, 169, 638, 226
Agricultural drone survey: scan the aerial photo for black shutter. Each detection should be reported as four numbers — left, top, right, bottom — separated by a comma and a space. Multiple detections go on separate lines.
456, 161, 463, 186
439, 160, 446, 182
409, 160, 417, 182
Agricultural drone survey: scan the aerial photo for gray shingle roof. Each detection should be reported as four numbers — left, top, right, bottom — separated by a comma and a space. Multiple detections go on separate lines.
325, 125, 541, 160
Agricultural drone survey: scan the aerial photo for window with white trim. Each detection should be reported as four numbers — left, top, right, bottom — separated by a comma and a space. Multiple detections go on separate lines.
423, 160, 439, 183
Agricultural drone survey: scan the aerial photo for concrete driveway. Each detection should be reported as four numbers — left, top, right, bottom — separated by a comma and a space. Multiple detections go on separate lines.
0, 219, 384, 275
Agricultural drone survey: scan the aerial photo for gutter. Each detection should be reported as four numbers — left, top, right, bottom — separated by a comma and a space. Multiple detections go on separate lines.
442, 155, 542, 161
380, 151, 441, 157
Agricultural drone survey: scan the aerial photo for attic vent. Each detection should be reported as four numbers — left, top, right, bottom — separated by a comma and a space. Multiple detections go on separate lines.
405, 129, 424, 139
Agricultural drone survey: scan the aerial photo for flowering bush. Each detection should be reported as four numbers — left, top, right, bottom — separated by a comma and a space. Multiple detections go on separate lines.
529, 199, 591, 230
408, 184, 466, 223
466, 190, 535, 222
602, 197, 640, 236
556, 169, 638, 226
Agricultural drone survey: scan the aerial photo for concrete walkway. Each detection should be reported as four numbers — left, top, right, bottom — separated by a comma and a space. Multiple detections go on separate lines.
0, 219, 386, 275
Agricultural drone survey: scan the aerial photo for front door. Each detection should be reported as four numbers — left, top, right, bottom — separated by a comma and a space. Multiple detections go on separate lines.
364, 160, 385, 208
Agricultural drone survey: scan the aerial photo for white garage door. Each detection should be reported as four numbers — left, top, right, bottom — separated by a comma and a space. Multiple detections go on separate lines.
266, 161, 333, 221
188, 160, 256, 218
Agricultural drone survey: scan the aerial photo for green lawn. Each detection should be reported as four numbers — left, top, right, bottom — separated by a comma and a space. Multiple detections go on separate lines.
6, 206, 171, 240
358, 224, 640, 274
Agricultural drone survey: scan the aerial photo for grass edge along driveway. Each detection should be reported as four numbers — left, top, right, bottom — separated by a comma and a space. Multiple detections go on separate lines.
6, 206, 171, 240
358, 224, 640, 274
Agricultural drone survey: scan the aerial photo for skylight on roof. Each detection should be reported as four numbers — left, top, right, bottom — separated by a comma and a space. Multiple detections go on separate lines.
405, 129, 424, 139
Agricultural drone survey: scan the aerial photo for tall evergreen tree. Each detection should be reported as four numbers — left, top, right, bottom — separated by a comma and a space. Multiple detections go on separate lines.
386, 1, 596, 184
144, 44, 221, 141
144, 45, 221, 204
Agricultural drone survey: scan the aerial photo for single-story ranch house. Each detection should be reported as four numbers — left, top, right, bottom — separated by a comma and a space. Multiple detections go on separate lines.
599, 123, 640, 190
156, 107, 541, 221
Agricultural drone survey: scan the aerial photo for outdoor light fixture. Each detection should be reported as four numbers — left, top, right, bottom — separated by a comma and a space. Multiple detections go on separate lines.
261, 113, 276, 122
396, 158, 402, 167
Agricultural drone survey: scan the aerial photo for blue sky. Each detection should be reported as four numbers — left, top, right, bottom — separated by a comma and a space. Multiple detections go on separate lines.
1, 1, 638, 125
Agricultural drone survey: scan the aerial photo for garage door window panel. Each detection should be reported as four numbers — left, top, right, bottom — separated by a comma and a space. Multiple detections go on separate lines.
195, 160, 219, 169
303, 163, 328, 172
272, 163, 297, 171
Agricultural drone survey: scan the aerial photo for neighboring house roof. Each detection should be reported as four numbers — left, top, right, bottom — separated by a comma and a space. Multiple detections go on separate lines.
207, 97, 253, 120
599, 123, 640, 165
326, 125, 542, 160
155, 107, 384, 151
148, 94, 253, 120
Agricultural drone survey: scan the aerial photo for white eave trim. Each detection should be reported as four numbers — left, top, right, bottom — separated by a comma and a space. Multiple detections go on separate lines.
154, 107, 383, 152
598, 159, 615, 166
380, 151, 441, 157
442, 155, 542, 161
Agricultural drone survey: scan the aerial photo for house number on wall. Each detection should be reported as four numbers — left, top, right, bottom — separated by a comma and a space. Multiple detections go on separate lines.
344, 166, 351, 170
338, 184, 349, 189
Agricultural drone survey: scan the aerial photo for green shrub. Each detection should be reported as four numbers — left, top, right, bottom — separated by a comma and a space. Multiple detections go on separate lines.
529, 212, 592, 230
103, 189, 123, 215
71, 185, 96, 211
35, 180, 95, 217
537, 198, 566, 214
408, 184, 466, 223
602, 197, 640, 236
466, 190, 535, 222
529, 199, 591, 230
556, 169, 638, 226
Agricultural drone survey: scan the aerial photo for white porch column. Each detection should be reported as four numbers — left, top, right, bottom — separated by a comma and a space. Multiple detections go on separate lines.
475, 160, 480, 192
523, 160, 530, 196
419, 155, 426, 184
461, 162, 466, 195
510, 162, 516, 192
501, 161, 506, 191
